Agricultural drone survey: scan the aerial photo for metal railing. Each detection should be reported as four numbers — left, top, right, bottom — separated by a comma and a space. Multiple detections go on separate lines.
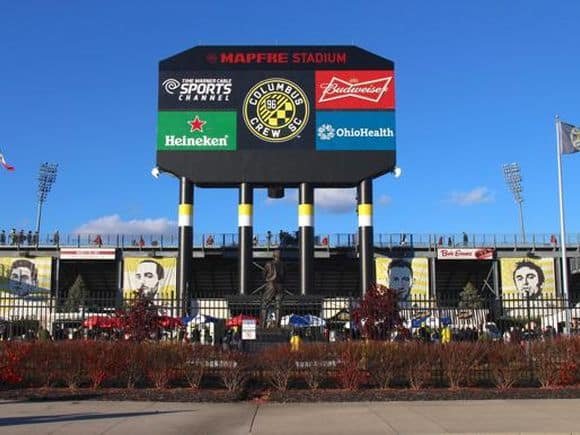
1, 231, 578, 250
1, 293, 577, 341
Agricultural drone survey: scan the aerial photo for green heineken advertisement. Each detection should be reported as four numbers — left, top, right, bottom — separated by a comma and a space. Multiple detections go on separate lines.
157, 111, 237, 151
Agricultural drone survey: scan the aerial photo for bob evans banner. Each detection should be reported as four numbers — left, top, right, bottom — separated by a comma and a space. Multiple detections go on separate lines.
60, 248, 116, 260
437, 248, 495, 260
157, 46, 396, 186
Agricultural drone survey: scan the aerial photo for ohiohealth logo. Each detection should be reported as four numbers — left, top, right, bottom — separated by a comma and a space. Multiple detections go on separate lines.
317, 124, 335, 140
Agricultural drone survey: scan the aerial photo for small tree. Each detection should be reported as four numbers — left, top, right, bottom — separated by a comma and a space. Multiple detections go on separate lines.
63, 274, 89, 312
352, 283, 402, 340
117, 290, 160, 342
458, 281, 484, 309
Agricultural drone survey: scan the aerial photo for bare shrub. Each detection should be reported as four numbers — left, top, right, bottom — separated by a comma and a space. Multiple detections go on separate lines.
487, 342, 527, 390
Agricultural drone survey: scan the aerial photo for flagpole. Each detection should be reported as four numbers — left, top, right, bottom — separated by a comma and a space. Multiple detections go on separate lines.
555, 116, 570, 333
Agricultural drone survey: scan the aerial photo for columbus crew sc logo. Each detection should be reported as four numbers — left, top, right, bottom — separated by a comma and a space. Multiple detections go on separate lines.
243, 78, 309, 142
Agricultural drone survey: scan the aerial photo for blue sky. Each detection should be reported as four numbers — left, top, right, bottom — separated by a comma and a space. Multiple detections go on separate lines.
1, 0, 579, 240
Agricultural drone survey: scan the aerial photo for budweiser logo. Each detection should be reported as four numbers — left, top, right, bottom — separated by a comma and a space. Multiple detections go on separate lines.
318, 76, 392, 103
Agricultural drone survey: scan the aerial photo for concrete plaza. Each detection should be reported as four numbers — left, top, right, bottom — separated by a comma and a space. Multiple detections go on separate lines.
0, 399, 578, 434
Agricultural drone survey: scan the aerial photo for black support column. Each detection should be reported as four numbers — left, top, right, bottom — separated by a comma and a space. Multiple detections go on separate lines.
358, 179, 374, 296
177, 177, 193, 316
299, 183, 314, 295
238, 183, 253, 295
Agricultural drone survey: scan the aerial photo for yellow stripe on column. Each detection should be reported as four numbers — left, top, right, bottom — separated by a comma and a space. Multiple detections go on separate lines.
358, 204, 373, 227
178, 204, 193, 227
238, 204, 253, 227
298, 203, 314, 227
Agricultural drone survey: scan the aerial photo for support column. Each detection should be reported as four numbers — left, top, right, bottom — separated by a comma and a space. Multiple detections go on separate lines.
429, 257, 437, 300
177, 177, 193, 316
238, 183, 253, 295
358, 179, 374, 296
115, 250, 123, 308
299, 183, 314, 295
493, 259, 500, 300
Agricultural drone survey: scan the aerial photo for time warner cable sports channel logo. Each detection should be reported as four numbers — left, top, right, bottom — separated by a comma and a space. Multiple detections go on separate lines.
162, 77, 232, 102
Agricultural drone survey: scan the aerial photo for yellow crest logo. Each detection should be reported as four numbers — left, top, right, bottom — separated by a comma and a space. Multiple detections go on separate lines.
243, 78, 309, 142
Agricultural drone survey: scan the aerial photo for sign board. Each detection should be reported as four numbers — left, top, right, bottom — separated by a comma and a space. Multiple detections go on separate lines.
157, 46, 396, 187
60, 248, 116, 260
241, 318, 257, 340
437, 248, 495, 260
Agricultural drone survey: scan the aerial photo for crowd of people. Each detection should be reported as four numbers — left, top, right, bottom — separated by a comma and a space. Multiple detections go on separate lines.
0, 229, 38, 246
387, 321, 561, 344
0, 229, 61, 246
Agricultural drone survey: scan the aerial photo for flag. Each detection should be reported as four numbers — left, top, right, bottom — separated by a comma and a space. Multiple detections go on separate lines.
0, 153, 15, 171
559, 121, 580, 154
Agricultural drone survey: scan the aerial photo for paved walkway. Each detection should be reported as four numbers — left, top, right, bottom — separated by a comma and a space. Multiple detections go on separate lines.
0, 399, 578, 434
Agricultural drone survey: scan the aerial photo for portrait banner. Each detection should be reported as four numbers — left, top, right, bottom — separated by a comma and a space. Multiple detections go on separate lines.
500, 258, 556, 299
123, 257, 176, 301
0, 257, 52, 297
0, 257, 52, 319
375, 257, 429, 302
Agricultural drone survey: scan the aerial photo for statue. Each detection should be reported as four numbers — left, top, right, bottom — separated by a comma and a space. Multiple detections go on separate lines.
261, 250, 285, 327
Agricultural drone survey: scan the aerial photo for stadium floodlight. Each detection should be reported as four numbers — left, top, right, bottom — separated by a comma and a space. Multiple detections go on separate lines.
35, 162, 58, 239
392, 166, 402, 178
502, 162, 526, 242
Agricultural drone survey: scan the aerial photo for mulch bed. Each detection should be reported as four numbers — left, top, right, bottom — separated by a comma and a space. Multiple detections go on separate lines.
1, 386, 579, 403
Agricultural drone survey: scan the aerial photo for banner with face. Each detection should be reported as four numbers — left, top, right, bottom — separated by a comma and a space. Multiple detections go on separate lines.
123, 257, 176, 300
0, 257, 52, 297
500, 258, 556, 300
375, 257, 429, 301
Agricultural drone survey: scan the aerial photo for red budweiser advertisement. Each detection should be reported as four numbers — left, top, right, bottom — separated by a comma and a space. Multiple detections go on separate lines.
315, 70, 395, 109
437, 248, 495, 260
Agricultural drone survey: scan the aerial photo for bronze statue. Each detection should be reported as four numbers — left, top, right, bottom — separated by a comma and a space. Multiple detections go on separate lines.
261, 250, 285, 327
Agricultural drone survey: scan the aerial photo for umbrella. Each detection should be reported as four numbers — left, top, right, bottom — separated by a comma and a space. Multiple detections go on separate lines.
158, 315, 183, 329
82, 315, 122, 329
303, 314, 326, 327
281, 314, 326, 328
226, 314, 258, 328
183, 313, 217, 325
281, 314, 309, 328
330, 309, 351, 322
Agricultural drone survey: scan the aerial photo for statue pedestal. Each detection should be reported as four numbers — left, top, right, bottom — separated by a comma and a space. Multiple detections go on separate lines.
243, 327, 289, 353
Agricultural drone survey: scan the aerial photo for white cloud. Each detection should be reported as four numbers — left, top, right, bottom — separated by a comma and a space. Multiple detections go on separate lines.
74, 214, 176, 235
378, 195, 392, 205
315, 188, 357, 213
264, 188, 356, 213
447, 187, 494, 206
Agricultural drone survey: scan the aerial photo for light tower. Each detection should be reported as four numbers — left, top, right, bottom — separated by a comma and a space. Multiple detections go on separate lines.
502, 162, 526, 242
35, 162, 58, 240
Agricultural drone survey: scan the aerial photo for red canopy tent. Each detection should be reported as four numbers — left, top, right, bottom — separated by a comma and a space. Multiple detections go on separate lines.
82, 315, 123, 329
158, 315, 183, 329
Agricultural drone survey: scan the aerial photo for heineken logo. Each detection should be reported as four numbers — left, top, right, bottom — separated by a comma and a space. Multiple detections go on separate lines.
157, 111, 237, 151
164, 135, 230, 147
242, 78, 309, 143
188, 115, 206, 132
